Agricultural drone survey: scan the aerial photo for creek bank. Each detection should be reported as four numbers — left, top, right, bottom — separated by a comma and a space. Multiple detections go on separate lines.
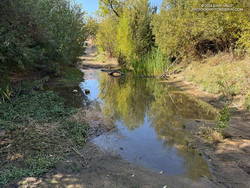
164, 74, 250, 188
14, 68, 220, 188
0, 65, 100, 187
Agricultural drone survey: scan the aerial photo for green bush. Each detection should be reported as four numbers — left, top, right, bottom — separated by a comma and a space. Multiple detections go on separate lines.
96, 0, 155, 64
0, 0, 87, 74
152, 0, 250, 59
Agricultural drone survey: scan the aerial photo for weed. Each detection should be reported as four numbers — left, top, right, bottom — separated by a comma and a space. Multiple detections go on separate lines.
0, 85, 13, 103
0, 167, 31, 186
217, 106, 230, 129
244, 92, 250, 111
0, 91, 75, 130
61, 121, 88, 146
0, 91, 89, 186
0, 155, 60, 186
25, 155, 60, 175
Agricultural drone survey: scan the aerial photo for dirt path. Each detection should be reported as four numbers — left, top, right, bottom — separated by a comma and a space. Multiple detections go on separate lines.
163, 75, 250, 188
78, 45, 119, 69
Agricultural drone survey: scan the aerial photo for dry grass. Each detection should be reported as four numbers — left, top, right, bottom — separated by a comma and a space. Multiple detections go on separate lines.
198, 126, 224, 143
184, 53, 250, 108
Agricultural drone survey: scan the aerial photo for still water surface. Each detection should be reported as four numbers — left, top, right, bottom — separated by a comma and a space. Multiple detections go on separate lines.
80, 69, 217, 179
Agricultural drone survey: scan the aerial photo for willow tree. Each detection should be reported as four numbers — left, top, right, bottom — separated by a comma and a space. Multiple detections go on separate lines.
98, 0, 155, 62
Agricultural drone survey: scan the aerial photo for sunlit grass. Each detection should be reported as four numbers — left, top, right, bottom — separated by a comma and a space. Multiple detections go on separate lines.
184, 53, 250, 98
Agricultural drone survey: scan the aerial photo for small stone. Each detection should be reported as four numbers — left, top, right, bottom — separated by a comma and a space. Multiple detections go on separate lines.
85, 89, 90, 95
131, 174, 135, 177
163, 185, 168, 188
119, 147, 124, 150
72, 89, 78, 93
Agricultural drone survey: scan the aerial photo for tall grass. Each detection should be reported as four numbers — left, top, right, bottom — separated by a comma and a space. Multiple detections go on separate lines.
131, 48, 169, 76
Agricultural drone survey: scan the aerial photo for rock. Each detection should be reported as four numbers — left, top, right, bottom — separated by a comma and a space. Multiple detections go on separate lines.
85, 89, 90, 95
108, 71, 123, 77
72, 89, 78, 93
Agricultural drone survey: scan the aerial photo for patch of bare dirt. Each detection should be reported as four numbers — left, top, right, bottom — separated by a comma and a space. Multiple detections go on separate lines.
17, 143, 219, 188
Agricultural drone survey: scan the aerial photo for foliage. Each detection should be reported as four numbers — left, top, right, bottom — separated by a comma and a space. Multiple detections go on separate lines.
237, 20, 250, 54
0, 0, 87, 74
58, 66, 84, 86
0, 91, 88, 186
97, 0, 155, 67
117, 0, 154, 60
96, 16, 118, 57
152, 0, 250, 59
244, 92, 250, 111
61, 121, 88, 146
98, 0, 124, 17
217, 106, 230, 129
85, 17, 99, 38
0, 91, 75, 130
131, 48, 168, 76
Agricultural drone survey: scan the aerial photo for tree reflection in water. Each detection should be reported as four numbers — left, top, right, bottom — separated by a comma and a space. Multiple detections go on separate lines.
98, 72, 218, 179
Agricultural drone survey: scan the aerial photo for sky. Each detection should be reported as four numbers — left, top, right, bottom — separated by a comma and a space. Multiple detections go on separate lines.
76, 0, 163, 15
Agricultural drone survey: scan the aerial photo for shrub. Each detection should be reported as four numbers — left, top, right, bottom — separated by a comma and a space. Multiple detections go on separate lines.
0, 0, 87, 74
152, 0, 250, 59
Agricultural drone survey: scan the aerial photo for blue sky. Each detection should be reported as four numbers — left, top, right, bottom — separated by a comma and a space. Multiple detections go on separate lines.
76, 0, 163, 15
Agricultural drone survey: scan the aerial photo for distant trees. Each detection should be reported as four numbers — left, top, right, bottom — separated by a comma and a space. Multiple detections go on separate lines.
0, 0, 87, 74
152, 0, 250, 60
96, 0, 250, 70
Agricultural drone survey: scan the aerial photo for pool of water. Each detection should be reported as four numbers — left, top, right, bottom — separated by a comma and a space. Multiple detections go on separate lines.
80, 69, 217, 180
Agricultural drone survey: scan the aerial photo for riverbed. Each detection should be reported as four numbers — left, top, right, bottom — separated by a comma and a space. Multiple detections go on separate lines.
80, 69, 217, 180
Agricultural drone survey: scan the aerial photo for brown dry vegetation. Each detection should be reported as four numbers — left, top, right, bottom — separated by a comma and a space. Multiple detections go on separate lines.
183, 53, 250, 109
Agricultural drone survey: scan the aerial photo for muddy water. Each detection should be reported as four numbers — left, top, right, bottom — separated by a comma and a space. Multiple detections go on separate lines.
80, 69, 217, 180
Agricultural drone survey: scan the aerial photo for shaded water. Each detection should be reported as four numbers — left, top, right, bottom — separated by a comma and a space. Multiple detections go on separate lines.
80, 69, 217, 179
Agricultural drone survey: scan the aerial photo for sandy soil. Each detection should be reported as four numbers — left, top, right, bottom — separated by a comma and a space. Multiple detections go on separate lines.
17, 142, 218, 188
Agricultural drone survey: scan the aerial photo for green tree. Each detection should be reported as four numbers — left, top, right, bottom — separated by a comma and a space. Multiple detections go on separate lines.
152, 0, 250, 59
0, 0, 87, 74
